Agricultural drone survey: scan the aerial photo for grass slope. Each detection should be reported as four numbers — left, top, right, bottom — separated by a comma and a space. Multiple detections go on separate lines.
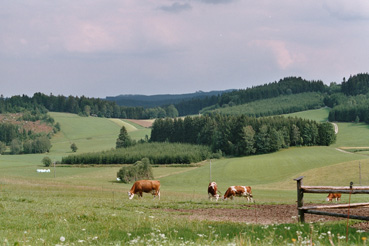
2, 110, 369, 245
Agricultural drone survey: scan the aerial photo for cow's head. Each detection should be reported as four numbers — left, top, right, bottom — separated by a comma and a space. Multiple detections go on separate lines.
128, 191, 134, 199
326, 193, 334, 202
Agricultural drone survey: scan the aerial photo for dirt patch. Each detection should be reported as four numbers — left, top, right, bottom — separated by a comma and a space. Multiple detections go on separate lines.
126, 119, 154, 128
0, 113, 53, 134
167, 204, 369, 229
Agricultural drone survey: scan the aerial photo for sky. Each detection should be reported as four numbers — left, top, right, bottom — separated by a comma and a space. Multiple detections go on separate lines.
1, 1, 369, 98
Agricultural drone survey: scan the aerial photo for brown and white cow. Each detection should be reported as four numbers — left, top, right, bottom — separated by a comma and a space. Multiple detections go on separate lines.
208, 182, 221, 201
128, 180, 160, 200
223, 186, 253, 202
326, 193, 341, 202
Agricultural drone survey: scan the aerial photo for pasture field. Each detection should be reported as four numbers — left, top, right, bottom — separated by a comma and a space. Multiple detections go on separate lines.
286, 107, 330, 122
1, 111, 369, 245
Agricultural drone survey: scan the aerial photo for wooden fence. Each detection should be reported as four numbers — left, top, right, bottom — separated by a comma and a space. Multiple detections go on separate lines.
294, 176, 369, 223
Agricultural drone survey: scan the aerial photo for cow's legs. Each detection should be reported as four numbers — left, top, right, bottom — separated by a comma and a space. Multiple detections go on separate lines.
152, 190, 160, 200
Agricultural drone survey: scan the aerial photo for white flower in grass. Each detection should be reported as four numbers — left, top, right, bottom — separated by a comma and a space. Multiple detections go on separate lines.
60, 236, 65, 242
127, 233, 131, 237
78, 239, 85, 243
93, 236, 98, 240
357, 230, 366, 233
149, 216, 155, 219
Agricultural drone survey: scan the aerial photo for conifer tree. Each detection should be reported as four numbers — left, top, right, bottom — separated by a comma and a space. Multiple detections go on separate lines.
116, 126, 132, 148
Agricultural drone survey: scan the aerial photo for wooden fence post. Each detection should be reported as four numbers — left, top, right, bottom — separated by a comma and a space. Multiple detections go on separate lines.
294, 176, 305, 223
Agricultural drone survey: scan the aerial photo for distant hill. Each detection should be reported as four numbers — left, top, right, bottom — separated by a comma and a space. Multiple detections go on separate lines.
105, 90, 234, 107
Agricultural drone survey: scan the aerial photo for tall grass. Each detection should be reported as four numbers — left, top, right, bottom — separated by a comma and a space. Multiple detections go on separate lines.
1, 183, 367, 245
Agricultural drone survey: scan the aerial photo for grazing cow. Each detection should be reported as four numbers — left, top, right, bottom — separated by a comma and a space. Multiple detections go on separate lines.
326, 193, 341, 202
128, 180, 160, 200
223, 186, 253, 202
208, 182, 221, 201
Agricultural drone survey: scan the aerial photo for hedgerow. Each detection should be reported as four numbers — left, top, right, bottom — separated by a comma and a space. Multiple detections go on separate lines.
61, 142, 214, 165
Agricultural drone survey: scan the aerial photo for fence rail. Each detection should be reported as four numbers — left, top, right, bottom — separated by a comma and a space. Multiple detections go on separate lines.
294, 176, 369, 223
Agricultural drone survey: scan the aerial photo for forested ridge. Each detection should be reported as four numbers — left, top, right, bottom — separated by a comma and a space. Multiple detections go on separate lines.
0, 76, 328, 119
106, 90, 232, 108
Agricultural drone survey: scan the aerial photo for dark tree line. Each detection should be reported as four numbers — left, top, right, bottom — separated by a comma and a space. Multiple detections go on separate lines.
328, 96, 369, 123
341, 73, 369, 96
150, 114, 336, 156
61, 142, 213, 165
327, 73, 369, 123
0, 93, 178, 119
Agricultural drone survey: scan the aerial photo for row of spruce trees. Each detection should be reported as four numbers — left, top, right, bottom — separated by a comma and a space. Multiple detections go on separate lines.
328, 73, 369, 123
150, 114, 336, 156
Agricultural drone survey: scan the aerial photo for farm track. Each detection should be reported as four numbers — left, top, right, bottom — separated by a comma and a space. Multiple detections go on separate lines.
156, 167, 198, 178
167, 204, 369, 229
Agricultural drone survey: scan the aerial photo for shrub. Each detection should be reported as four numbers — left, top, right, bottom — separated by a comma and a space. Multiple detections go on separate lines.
42, 156, 52, 167
70, 143, 78, 152
117, 158, 154, 183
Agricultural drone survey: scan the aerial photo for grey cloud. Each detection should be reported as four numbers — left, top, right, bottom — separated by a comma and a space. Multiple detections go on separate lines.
323, 1, 369, 21
159, 2, 192, 13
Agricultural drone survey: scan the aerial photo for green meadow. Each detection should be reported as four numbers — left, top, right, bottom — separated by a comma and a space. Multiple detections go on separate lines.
1, 109, 369, 245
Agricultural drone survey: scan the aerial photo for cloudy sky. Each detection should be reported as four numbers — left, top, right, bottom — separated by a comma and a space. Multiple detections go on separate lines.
1, 1, 369, 98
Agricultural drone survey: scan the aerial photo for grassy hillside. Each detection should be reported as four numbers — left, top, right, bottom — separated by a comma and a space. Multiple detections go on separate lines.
203, 92, 324, 117
286, 107, 330, 122
50, 112, 150, 155
1, 110, 368, 200
2, 110, 369, 245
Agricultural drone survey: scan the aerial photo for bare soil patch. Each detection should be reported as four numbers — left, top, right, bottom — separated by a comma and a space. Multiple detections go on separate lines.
126, 119, 154, 128
0, 113, 53, 134
168, 204, 369, 230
